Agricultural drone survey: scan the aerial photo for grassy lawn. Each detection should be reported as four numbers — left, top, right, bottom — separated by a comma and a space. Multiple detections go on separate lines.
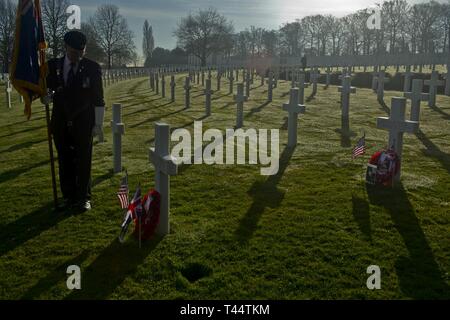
0, 70, 449, 300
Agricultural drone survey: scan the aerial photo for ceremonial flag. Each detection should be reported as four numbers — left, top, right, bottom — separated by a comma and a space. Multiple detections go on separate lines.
10, 0, 48, 119
352, 135, 366, 159
117, 172, 129, 209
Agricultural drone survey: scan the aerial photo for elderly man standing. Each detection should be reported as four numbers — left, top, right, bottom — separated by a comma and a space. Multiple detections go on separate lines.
45, 30, 105, 212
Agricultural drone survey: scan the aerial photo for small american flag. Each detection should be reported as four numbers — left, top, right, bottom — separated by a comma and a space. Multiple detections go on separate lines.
352, 135, 366, 159
117, 173, 129, 209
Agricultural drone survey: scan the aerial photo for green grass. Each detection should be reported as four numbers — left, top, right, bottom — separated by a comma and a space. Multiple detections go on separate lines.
0, 70, 449, 300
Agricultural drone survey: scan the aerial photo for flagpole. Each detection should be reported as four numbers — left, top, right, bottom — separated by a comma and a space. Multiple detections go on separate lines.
44, 102, 58, 209
38, 0, 58, 210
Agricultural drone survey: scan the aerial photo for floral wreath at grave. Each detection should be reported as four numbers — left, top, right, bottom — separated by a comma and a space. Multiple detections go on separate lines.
119, 188, 161, 243
132, 189, 161, 241
366, 148, 400, 187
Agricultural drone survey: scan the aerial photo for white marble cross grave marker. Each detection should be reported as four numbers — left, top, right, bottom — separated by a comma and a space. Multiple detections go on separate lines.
184, 77, 192, 109
149, 123, 178, 236
297, 73, 309, 105
338, 76, 356, 125
161, 74, 166, 98
444, 68, 450, 96
204, 79, 214, 116
404, 79, 430, 122
268, 72, 273, 102
170, 75, 176, 103
234, 83, 248, 128
5, 78, 12, 109
401, 66, 414, 93
377, 97, 419, 182
229, 73, 234, 94
424, 71, 444, 107
111, 103, 125, 173
377, 71, 389, 103
283, 88, 306, 148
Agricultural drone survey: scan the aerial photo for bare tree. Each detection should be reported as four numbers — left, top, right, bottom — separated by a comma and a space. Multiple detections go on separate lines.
413, 1, 442, 53
0, 0, 15, 73
88, 4, 135, 68
382, 0, 410, 53
279, 20, 303, 56
174, 8, 234, 66
234, 31, 250, 58
81, 22, 106, 64
142, 20, 154, 64
437, 1, 450, 52
261, 29, 279, 57
42, 0, 69, 59
328, 17, 345, 55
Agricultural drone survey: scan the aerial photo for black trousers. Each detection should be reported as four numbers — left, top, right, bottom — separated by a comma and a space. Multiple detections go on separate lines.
53, 119, 93, 202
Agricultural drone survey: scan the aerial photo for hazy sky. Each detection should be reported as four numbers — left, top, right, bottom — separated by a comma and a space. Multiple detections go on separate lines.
73, 0, 445, 56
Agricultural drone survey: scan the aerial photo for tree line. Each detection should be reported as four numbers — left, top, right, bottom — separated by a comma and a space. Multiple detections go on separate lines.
0, 0, 448, 71
175, 0, 450, 65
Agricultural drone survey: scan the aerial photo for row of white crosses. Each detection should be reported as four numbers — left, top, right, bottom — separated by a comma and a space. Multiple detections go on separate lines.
149, 95, 411, 239
119, 63, 450, 238
3, 75, 25, 109
103, 68, 148, 87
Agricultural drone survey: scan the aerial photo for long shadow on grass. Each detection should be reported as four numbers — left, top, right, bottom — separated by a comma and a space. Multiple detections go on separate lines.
0, 202, 71, 257
0, 139, 46, 155
415, 129, 450, 175
3, 116, 46, 129
65, 237, 162, 299
220, 102, 235, 109
245, 101, 271, 118
0, 159, 50, 184
128, 108, 185, 129
92, 169, 115, 188
0, 125, 47, 139
144, 115, 206, 146
429, 104, 450, 120
334, 121, 357, 148
212, 93, 230, 101
306, 93, 316, 102
378, 100, 391, 115
351, 194, 372, 241
234, 146, 295, 245
366, 184, 450, 299
21, 251, 90, 300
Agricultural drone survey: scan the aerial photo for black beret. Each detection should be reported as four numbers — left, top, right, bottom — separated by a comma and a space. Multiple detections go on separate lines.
64, 30, 87, 50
